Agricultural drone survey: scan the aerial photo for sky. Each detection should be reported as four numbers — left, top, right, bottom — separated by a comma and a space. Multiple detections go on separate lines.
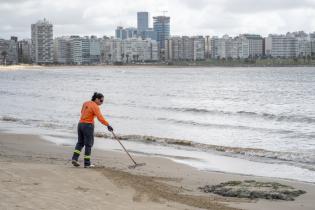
1, 0, 315, 39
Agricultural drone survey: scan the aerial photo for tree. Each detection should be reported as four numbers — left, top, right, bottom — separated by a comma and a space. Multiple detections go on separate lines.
126, 54, 129, 63
1, 51, 7, 65
307, 55, 311, 64
121, 53, 125, 63
108, 54, 112, 64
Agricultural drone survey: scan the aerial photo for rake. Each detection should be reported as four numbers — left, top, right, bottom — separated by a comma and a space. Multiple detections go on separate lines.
111, 131, 146, 169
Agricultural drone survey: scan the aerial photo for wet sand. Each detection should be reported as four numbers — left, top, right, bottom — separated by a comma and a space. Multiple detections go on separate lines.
0, 132, 314, 210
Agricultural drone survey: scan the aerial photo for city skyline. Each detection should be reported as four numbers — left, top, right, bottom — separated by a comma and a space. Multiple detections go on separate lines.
1, 0, 315, 39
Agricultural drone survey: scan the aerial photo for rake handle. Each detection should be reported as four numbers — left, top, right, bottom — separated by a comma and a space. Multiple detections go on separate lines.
111, 131, 137, 166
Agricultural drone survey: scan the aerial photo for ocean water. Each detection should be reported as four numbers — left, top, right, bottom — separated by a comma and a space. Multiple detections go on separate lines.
1, 66, 315, 182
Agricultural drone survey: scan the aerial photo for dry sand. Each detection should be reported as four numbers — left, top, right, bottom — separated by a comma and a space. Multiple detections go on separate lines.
0, 133, 314, 210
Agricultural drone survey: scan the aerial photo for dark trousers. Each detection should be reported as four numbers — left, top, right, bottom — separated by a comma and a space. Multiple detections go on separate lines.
72, 123, 94, 166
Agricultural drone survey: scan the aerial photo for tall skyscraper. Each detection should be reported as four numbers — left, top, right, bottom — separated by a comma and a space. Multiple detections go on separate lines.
31, 19, 53, 64
137, 12, 149, 33
153, 16, 170, 49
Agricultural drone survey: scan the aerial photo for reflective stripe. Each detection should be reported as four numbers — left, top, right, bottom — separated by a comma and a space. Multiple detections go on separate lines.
84, 155, 91, 159
74, 150, 81, 155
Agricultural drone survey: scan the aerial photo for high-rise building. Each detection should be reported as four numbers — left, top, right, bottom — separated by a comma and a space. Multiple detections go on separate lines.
211, 34, 263, 59
31, 19, 53, 64
18, 39, 32, 63
142, 28, 157, 41
102, 37, 159, 63
137, 12, 149, 33
265, 35, 298, 58
90, 36, 101, 64
210, 36, 220, 59
53, 36, 71, 64
115, 27, 138, 40
165, 36, 205, 61
153, 16, 170, 49
193, 36, 205, 61
0, 38, 18, 65
239, 34, 264, 58
69, 36, 90, 64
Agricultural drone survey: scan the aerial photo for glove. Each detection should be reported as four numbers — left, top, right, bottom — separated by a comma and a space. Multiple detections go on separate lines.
107, 125, 114, 132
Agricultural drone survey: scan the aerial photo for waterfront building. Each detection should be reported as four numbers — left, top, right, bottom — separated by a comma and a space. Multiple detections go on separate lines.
137, 12, 149, 33
265, 35, 298, 58
115, 27, 138, 40
18, 39, 32, 64
239, 34, 264, 58
153, 16, 170, 49
69, 36, 90, 65
205, 35, 211, 59
0, 37, 18, 65
193, 36, 205, 61
53, 36, 71, 64
89, 36, 101, 64
213, 34, 263, 59
165, 36, 205, 61
210, 36, 220, 59
102, 37, 159, 63
142, 28, 157, 41
31, 19, 53, 64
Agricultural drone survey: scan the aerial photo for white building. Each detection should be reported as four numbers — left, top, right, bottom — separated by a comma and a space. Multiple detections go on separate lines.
31, 19, 53, 64
0, 37, 18, 65
213, 34, 263, 59
193, 36, 205, 61
102, 38, 158, 63
239, 34, 264, 58
296, 37, 311, 57
165, 36, 205, 61
90, 36, 101, 64
210, 36, 220, 59
69, 36, 90, 64
265, 35, 298, 58
165, 36, 183, 61
216, 35, 234, 59
53, 36, 71, 64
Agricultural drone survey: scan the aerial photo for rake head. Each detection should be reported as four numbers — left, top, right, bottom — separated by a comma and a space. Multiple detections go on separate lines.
128, 162, 146, 169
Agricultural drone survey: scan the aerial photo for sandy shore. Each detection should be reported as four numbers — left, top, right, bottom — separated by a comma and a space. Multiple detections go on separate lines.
0, 132, 314, 210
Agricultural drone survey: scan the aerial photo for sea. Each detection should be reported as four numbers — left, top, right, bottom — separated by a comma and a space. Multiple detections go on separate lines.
1, 66, 314, 183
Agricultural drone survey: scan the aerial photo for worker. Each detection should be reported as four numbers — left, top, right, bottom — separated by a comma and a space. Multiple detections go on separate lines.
71, 92, 113, 168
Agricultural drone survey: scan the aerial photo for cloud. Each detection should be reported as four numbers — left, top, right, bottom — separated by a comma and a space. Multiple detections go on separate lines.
0, 0, 315, 39
223, 0, 315, 13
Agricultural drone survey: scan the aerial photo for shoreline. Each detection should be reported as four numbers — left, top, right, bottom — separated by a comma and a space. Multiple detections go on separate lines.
0, 132, 314, 210
1, 63, 315, 71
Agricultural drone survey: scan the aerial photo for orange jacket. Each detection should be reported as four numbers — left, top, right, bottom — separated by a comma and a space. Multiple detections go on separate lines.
79, 101, 109, 126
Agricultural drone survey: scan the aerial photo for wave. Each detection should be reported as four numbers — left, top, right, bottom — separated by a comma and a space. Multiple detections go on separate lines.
157, 117, 294, 134
148, 106, 315, 124
0, 115, 71, 130
94, 132, 315, 170
0, 116, 20, 122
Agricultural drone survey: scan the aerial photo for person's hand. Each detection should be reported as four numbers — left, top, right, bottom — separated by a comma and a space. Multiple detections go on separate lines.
107, 125, 114, 132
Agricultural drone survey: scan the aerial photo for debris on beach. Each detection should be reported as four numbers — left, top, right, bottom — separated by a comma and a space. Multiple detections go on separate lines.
199, 180, 306, 201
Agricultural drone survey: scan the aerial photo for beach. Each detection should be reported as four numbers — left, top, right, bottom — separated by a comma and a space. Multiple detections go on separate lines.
0, 132, 314, 210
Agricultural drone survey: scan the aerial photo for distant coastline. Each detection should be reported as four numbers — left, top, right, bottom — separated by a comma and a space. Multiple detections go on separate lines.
1, 60, 315, 70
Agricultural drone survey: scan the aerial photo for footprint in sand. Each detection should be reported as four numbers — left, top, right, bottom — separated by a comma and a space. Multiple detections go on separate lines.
75, 186, 90, 192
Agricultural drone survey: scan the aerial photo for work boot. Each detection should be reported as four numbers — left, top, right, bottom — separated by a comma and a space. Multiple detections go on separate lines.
84, 164, 95, 168
72, 160, 80, 167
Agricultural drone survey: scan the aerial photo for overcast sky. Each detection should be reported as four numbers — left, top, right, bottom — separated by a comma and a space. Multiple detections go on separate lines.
1, 0, 315, 39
